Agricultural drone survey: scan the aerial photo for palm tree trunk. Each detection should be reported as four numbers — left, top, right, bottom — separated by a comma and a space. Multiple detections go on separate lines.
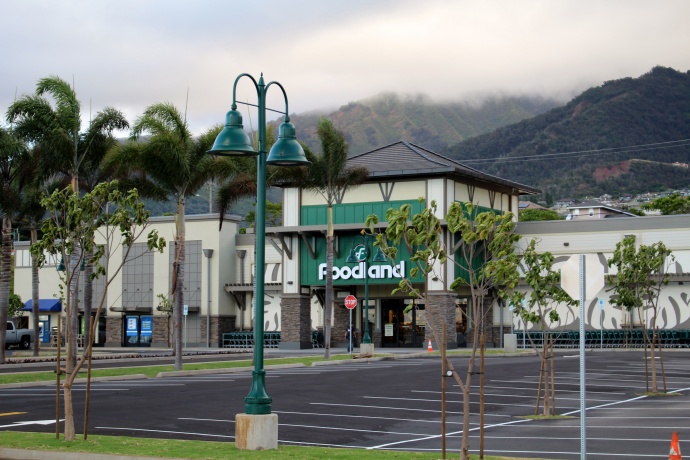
323, 203, 334, 360
174, 199, 186, 371
83, 249, 94, 348
0, 216, 12, 364
67, 250, 80, 373
31, 227, 40, 357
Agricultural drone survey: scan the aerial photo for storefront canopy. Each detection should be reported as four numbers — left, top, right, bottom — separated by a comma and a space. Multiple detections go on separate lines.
22, 298, 62, 312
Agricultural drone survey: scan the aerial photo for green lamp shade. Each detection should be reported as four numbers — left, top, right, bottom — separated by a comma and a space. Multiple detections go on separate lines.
345, 248, 359, 264
372, 246, 388, 263
56, 256, 86, 271
266, 121, 310, 166
207, 109, 256, 156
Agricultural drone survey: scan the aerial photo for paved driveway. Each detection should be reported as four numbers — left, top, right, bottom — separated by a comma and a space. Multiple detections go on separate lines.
1, 350, 689, 459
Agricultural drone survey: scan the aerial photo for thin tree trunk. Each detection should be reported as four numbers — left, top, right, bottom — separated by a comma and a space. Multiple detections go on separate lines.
646, 323, 658, 393
460, 303, 482, 460
543, 334, 551, 416
31, 227, 40, 356
479, 333, 485, 459
0, 216, 11, 364
535, 350, 545, 415
549, 338, 556, 415
63, 381, 75, 440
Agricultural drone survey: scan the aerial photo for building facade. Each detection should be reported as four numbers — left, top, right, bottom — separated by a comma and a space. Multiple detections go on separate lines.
11, 142, 690, 350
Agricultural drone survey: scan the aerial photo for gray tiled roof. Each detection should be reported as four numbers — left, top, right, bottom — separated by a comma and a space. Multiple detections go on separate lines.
348, 140, 539, 195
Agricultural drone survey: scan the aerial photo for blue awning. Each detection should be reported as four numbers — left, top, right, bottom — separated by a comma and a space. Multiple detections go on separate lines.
23, 299, 62, 312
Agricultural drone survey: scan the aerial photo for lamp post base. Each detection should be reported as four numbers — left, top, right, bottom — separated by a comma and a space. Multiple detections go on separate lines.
235, 413, 278, 450
360, 343, 375, 355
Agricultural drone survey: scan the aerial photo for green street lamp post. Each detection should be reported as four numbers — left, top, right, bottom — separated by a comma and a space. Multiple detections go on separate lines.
346, 235, 386, 347
208, 73, 309, 420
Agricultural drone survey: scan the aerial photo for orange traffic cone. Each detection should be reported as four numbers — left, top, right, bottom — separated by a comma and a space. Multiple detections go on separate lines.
427, 339, 433, 352
670, 432, 682, 460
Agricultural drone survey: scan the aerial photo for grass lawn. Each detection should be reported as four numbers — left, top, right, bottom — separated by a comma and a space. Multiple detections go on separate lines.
0, 431, 539, 460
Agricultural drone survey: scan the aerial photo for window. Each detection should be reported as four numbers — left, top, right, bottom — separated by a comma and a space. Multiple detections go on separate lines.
122, 243, 154, 310
168, 240, 202, 308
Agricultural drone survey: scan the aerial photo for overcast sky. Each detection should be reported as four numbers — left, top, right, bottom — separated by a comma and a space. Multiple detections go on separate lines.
2, 0, 689, 136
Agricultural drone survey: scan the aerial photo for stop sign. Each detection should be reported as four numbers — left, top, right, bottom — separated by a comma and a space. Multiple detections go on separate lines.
560, 254, 605, 300
344, 295, 357, 310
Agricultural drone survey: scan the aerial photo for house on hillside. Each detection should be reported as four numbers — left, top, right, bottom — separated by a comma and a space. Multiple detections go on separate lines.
565, 200, 636, 220
519, 201, 546, 210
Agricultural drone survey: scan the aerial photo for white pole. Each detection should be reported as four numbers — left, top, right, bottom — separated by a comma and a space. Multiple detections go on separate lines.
349, 308, 353, 355
579, 255, 587, 459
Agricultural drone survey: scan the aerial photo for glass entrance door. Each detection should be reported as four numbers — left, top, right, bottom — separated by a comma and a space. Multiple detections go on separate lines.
381, 300, 426, 348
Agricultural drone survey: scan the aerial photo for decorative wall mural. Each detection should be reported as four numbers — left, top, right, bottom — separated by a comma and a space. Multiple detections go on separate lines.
514, 252, 689, 331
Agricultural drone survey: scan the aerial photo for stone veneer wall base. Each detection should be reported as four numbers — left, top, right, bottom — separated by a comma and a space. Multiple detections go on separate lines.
279, 295, 312, 349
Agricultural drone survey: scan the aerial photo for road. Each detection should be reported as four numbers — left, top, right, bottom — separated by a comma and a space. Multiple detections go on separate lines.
1, 350, 689, 459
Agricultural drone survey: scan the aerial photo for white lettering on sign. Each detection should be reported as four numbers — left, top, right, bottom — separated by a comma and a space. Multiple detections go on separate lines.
318, 261, 406, 281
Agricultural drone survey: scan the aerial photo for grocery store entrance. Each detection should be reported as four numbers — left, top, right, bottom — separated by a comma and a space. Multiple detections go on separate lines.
380, 299, 425, 348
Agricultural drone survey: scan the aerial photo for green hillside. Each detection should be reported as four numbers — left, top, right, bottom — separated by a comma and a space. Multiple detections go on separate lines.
281, 92, 560, 155
444, 66, 690, 199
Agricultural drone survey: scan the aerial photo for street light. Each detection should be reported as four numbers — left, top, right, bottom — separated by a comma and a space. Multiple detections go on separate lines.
345, 234, 387, 347
208, 73, 309, 422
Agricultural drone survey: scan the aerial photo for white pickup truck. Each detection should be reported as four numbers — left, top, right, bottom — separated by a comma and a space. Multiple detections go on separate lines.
4, 321, 35, 349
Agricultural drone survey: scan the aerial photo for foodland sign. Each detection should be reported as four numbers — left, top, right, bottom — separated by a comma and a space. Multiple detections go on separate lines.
318, 261, 406, 281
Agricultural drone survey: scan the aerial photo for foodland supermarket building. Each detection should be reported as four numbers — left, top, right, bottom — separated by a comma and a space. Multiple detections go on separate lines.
12, 141, 690, 349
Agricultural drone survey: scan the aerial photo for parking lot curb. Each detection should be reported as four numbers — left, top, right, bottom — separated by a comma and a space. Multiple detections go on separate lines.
0, 374, 148, 389
156, 362, 305, 378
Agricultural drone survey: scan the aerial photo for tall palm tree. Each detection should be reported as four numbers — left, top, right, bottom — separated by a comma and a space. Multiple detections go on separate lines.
300, 117, 368, 359
0, 126, 30, 364
7, 75, 128, 370
17, 147, 59, 357
104, 103, 222, 370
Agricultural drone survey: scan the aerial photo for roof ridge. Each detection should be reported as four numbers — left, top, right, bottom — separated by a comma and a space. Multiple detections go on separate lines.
348, 140, 405, 159
402, 141, 453, 167
404, 141, 503, 177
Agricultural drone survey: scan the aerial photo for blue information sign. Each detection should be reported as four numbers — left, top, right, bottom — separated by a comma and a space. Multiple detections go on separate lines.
126, 316, 138, 337
141, 316, 153, 337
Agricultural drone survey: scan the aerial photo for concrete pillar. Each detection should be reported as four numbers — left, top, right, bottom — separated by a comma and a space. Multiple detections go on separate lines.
235, 413, 278, 450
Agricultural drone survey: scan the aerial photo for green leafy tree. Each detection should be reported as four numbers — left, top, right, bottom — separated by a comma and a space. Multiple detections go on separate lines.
642, 193, 690, 215
245, 201, 282, 227
519, 208, 563, 221
0, 125, 30, 364
607, 236, 674, 393
104, 103, 220, 370
300, 118, 368, 359
368, 200, 521, 460
8, 293, 24, 319
511, 239, 576, 416
32, 181, 165, 440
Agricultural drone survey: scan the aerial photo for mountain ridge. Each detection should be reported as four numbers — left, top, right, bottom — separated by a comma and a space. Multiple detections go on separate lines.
443, 66, 690, 199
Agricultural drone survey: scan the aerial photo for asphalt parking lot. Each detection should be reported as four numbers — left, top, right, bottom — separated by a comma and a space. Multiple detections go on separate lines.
1, 349, 689, 459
